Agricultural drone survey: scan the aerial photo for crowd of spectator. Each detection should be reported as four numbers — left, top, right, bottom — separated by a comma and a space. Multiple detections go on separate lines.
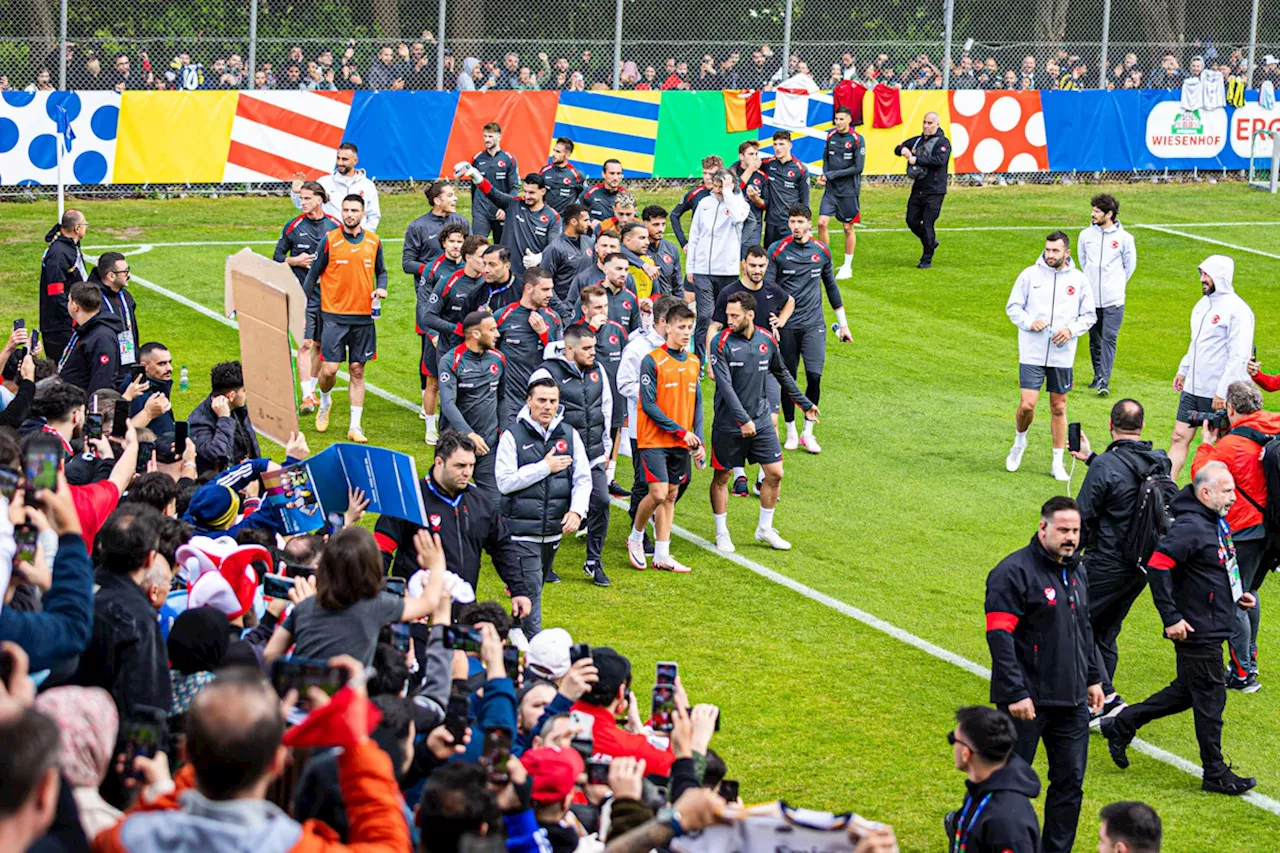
1, 37, 1271, 95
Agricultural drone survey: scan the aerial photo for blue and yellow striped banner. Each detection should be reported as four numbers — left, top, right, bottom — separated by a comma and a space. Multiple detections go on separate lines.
550, 91, 660, 178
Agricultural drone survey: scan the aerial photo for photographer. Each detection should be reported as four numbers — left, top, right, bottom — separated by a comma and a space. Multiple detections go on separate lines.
1071, 399, 1172, 715
1190, 380, 1280, 692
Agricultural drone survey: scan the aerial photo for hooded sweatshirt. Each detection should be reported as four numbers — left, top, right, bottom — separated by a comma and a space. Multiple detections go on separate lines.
1076, 221, 1137, 309
59, 310, 126, 394
1005, 255, 1095, 369
1177, 255, 1254, 400
947, 755, 1042, 853
290, 170, 381, 230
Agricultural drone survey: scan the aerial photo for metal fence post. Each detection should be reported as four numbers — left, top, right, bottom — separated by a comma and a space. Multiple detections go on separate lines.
941, 0, 954, 88
247, 0, 257, 90
436, 0, 447, 89
781, 0, 793, 77
1247, 0, 1260, 89
1098, 0, 1111, 89
58, 0, 67, 90
612, 0, 623, 90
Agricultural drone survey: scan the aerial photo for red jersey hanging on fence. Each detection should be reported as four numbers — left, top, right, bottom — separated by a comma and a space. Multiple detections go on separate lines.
872, 84, 903, 129
832, 80, 866, 126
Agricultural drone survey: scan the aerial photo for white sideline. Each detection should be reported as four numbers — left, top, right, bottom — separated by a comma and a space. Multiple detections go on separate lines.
118, 234, 1280, 816
1133, 224, 1280, 260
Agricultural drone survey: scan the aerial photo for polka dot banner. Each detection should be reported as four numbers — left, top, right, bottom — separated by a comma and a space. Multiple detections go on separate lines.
0, 91, 119, 185
948, 90, 1048, 174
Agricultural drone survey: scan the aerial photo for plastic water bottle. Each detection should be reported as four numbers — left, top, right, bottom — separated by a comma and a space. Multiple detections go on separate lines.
371, 295, 383, 319
179, 365, 189, 392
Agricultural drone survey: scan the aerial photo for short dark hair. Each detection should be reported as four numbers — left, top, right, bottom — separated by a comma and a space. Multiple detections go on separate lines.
1091, 193, 1119, 220
603, 158, 622, 172
652, 294, 682, 324
95, 503, 163, 575
555, 136, 575, 153
337, 141, 358, 155
69, 282, 101, 312
482, 121, 502, 134
372, 694, 414, 743
522, 172, 546, 189
125, 471, 179, 514
1040, 495, 1079, 521
1046, 230, 1070, 249
96, 251, 127, 276
787, 205, 811, 220
32, 381, 86, 423
283, 534, 325, 571
156, 516, 193, 570
603, 251, 628, 267
1111, 398, 1144, 433
0, 706, 61, 817
187, 668, 286, 800
458, 600, 514, 639
483, 245, 511, 264
439, 222, 468, 245
619, 221, 646, 241
954, 705, 1017, 763
563, 203, 589, 222
435, 429, 477, 463
418, 762, 499, 853
370, 644, 411, 698
563, 323, 596, 347
744, 245, 768, 260
316, 526, 383, 610
461, 235, 489, 257
1099, 801, 1162, 852
0, 428, 21, 470
342, 193, 365, 209
210, 361, 244, 395
738, 139, 759, 155
642, 204, 668, 221
139, 341, 169, 361
579, 285, 606, 306
526, 376, 559, 400
726, 292, 756, 314
834, 105, 853, 117
522, 266, 550, 287
462, 310, 490, 334
772, 130, 792, 142
666, 303, 695, 325
300, 180, 328, 201
426, 180, 450, 205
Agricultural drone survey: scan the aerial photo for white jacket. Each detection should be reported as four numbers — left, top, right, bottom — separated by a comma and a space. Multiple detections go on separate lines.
1076, 222, 1137, 308
685, 190, 750, 276
1177, 255, 1254, 399
617, 327, 665, 441
1006, 256, 1096, 369
291, 168, 381, 230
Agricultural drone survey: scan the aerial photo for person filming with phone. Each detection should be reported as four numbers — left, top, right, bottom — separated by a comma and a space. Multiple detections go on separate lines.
1188, 380, 1280, 693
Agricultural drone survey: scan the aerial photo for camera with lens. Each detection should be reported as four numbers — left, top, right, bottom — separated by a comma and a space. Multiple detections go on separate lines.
1188, 409, 1230, 431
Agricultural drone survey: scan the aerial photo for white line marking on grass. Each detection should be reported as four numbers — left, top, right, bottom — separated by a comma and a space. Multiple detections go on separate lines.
123, 237, 1280, 816
1134, 224, 1280, 260
122, 246, 422, 414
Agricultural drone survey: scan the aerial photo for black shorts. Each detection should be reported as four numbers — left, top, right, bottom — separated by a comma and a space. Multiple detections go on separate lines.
304, 307, 322, 341
321, 321, 377, 364
779, 325, 828, 376
819, 193, 861, 223
1018, 364, 1072, 394
711, 426, 783, 470
420, 333, 438, 378
766, 375, 781, 413
1176, 391, 1217, 425
637, 447, 690, 486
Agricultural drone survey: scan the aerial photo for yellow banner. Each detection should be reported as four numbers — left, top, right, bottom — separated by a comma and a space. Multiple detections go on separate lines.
114, 91, 238, 184
861, 91, 953, 175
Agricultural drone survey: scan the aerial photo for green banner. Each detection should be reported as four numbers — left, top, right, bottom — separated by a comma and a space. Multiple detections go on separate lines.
653, 92, 755, 178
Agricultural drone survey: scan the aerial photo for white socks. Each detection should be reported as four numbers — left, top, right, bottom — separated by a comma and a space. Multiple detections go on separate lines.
350, 406, 363, 431
302, 378, 317, 396
606, 461, 616, 481
802, 420, 815, 438
758, 507, 775, 531
1014, 429, 1028, 448
654, 540, 671, 562
786, 421, 799, 439
757, 468, 766, 484
425, 414, 437, 429
713, 513, 729, 536
732, 466, 746, 479
629, 526, 644, 543
1052, 448, 1065, 467
319, 389, 332, 407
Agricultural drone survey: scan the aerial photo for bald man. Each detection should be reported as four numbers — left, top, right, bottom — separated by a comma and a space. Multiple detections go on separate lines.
897, 111, 951, 269
40, 208, 89, 361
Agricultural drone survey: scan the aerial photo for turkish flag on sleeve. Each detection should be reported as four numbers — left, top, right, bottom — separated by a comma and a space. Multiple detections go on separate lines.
872, 84, 903, 129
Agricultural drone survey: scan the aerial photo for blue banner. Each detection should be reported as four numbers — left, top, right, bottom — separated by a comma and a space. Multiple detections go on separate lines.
264, 444, 426, 535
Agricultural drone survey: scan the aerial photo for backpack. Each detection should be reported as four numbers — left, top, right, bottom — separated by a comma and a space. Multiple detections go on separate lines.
1115, 452, 1179, 572
1226, 425, 1280, 572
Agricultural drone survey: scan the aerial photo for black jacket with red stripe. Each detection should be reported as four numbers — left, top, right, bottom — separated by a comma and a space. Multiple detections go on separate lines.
985, 535, 1100, 708
1146, 486, 1239, 644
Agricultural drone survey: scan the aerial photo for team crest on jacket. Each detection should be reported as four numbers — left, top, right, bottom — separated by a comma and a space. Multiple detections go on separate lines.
759, 342, 769, 354
99, 354, 110, 364
608, 334, 619, 345
498, 159, 506, 167
1110, 240, 1119, 249
564, 177, 571, 184
554, 439, 568, 453
489, 363, 500, 374
1212, 315, 1220, 324
429, 514, 442, 528
589, 370, 599, 382
540, 214, 549, 223
663, 254, 673, 263
1067, 286, 1075, 295
622, 300, 632, 310
810, 253, 820, 262
845, 141, 852, 149
787, 170, 796, 177
1044, 586, 1057, 603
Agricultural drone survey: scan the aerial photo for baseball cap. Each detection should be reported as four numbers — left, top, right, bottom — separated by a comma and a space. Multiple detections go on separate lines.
521, 746, 584, 805
584, 646, 630, 704
527, 627, 572, 680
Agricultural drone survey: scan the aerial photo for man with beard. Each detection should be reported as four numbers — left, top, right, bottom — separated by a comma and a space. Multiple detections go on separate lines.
455, 165, 563, 278
290, 142, 380, 229
403, 180, 469, 281
540, 138, 587, 214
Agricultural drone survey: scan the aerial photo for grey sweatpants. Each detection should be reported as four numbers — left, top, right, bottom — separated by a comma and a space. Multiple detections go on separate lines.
1088, 304, 1125, 386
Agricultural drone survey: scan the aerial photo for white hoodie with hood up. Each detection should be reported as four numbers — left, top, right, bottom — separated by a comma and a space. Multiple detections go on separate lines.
1006, 255, 1096, 369
1177, 254, 1254, 400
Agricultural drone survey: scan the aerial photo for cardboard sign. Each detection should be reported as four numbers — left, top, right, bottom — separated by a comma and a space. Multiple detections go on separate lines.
226, 250, 300, 446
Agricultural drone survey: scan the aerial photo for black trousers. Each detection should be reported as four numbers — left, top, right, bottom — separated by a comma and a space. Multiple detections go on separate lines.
905, 192, 945, 261
1109, 641, 1228, 778
585, 465, 610, 567
1006, 703, 1089, 853
1086, 562, 1148, 696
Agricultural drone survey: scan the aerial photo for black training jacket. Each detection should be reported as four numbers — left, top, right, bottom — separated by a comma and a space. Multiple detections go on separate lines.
985, 535, 1101, 707
1147, 485, 1240, 644
1077, 439, 1171, 573
947, 755, 1042, 853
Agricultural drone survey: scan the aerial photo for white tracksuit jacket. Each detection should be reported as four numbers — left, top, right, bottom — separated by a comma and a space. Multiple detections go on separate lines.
1177, 255, 1254, 400
1006, 255, 1096, 369
1076, 222, 1137, 309
291, 168, 382, 230
685, 190, 750, 277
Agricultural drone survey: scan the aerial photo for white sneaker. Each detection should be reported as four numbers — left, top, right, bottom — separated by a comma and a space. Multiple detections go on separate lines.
799, 434, 822, 454
575, 527, 587, 539
783, 433, 799, 451
424, 422, 439, 446
754, 527, 792, 550
836, 262, 853, 280
1051, 462, 1071, 482
715, 532, 736, 553
1005, 443, 1026, 472
627, 537, 647, 570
